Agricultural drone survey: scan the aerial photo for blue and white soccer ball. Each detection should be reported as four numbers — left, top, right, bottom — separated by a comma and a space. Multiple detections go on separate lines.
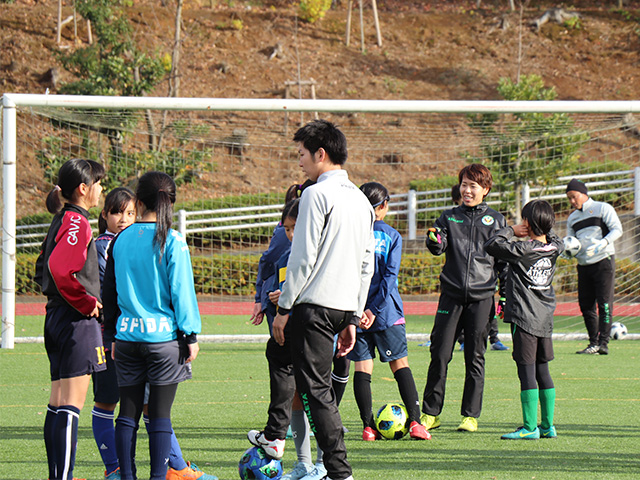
238, 446, 283, 480
375, 403, 409, 440
611, 322, 628, 340
563, 235, 582, 258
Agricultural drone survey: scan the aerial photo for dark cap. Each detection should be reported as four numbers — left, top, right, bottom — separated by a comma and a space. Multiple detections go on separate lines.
566, 178, 588, 195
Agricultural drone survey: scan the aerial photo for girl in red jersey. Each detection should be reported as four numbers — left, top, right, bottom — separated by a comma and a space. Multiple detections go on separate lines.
35, 158, 106, 480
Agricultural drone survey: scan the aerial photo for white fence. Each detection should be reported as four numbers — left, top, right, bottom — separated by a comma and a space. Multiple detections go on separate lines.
14, 168, 637, 250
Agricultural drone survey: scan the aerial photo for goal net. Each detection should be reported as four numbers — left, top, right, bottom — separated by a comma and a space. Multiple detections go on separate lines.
3, 95, 640, 346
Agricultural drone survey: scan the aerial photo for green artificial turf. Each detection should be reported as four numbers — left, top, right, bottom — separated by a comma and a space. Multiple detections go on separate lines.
1, 340, 638, 480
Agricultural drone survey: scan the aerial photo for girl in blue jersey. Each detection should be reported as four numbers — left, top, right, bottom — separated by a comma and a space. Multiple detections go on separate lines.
35, 158, 105, 480
250, 180, 314, 327
347, 182, 431, 441
92, 187, 136, 480
103, 172, 206, 480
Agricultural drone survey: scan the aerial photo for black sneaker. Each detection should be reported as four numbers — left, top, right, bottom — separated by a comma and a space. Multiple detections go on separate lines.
599, 344, 609, 355
576, 345, 599, 354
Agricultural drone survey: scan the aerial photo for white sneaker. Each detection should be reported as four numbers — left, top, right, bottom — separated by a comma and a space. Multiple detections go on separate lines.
300, 462, 327, 480
247, 429, 285, 460
282, 461, 313, 480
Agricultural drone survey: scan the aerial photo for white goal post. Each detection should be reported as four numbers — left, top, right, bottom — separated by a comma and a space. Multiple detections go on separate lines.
3, 93, 640, 348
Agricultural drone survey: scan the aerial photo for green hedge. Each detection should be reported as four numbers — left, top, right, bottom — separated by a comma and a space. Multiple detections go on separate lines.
15, 251, 640, 298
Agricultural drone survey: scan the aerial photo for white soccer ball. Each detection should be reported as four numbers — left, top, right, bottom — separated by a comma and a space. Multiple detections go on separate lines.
611, 322, 628, 340
563, 235, 582, 258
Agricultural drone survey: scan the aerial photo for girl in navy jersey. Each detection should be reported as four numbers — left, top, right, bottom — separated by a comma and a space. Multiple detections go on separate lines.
348, 182, 431, 442
103, 172, 206, 480
35, 158, 106, 480
92, 187, 136, 480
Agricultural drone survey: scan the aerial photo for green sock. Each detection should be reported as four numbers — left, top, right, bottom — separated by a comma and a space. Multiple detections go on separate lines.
520, 389, 539, 431
539, 388, 556, 430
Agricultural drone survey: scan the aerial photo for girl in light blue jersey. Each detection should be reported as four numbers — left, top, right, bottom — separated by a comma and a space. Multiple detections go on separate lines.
103, 172, 206, 480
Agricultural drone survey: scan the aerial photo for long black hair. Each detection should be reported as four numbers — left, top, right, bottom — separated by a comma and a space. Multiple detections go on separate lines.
98, 187, 136, 234
46, 158, 105, 214
136, 171, 176, 254
360, 181, 389, 209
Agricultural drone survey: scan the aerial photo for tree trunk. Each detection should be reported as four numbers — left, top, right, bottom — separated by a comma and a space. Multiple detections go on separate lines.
170, 0, 183, 98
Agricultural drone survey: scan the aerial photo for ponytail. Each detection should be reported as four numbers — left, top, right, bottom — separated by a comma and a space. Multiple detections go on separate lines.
135, 171, 176, 255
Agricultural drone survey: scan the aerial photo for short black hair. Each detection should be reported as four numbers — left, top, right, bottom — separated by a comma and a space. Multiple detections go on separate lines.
521, 199, 555, 236
292, 119, 348, 165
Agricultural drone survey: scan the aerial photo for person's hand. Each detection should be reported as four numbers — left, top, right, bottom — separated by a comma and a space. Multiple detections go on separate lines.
268, 289, 281, 306
359, 309, 375, 330
186, 342, 199, 363
336, 324, 356, 357
496, 297, 506, 320
427, 227, 442, 244
272, 313, 289, 346
512, 224, 529, 238
89, 300, 103, 319
586, 238, 608, 257
250, 302, 264, 326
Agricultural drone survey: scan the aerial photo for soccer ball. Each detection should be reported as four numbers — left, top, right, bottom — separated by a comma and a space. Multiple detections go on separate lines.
611, 322, 628, 340
374, 403, 409, 440
238, 446, 283, 480
563, 235, 582, 258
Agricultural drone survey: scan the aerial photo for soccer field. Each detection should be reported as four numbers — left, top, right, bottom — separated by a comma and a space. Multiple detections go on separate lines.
1, 338, 639, 480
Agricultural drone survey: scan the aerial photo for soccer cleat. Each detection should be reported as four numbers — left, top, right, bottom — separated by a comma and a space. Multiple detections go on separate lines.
576, 345, 599, 354
457, 416, 478, 432
408, 421, 432, 440
281, 461, 314, 480
105, 468, 121, 480
247, 430, 285, 460
599, 344, 609, 355
420, 413, 441, 430
540, 425, 557, 439
300, 462, 327, 480
491, 340, 509, 351
501, 426, 540, 440
166, 461, 218, 480
362, 426, 381, 441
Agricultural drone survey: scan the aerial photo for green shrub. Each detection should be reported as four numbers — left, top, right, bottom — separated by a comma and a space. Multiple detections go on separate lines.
15, 250, 640, 298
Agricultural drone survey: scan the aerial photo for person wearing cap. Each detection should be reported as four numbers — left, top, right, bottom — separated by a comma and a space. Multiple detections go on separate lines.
566, 179, 623, 355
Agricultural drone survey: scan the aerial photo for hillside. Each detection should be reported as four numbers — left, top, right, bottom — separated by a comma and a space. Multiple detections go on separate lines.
2, 0, 640, 215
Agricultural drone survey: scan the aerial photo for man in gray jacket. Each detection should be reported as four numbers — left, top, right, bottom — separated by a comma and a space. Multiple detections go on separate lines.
566, 179, 623, 355
252, 119, 375, 480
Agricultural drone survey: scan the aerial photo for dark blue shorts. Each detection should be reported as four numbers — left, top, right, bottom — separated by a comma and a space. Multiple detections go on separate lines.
44, 304, 106, 381
92, 354, 120, 404
114, 340, 190, 387
511, 324, 554, 364
347, 323, 408, 363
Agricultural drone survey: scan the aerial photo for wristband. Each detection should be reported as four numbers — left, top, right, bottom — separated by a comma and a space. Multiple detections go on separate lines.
277, 306, 291, 316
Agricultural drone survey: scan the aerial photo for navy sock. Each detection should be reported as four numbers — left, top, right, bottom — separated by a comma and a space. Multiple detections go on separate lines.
115, 416, 139, 480
92, 406, 119, 474
168, 428, 188, 471
353, 371, 374, 429
148, 417, 174, 480
44, 404, 58, 480
54, 405, 80, 480
394, 367, 421, 423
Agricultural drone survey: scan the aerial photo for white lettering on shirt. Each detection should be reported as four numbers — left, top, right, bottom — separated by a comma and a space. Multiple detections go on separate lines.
67, 215, 82, 246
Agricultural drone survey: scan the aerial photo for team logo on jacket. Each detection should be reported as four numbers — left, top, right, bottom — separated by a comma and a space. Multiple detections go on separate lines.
481, 215, 494, 226
527, 258, 553, 286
